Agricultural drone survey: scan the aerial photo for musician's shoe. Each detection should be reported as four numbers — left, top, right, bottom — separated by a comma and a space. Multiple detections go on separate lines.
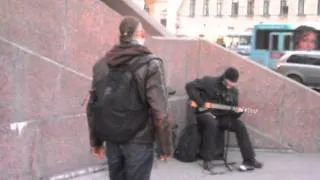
203, 160, 211, 171
238, 164, 254, 172
243, 159, 263, 169
203, 161, 225, 175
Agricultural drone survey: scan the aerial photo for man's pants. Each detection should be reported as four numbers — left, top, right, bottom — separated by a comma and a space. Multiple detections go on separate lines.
106, 142, 154, 180
197, 113, 255, 162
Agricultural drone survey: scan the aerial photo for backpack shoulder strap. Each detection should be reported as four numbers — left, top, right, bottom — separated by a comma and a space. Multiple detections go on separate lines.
127, 54, 162, 105
127, 54, 161, 73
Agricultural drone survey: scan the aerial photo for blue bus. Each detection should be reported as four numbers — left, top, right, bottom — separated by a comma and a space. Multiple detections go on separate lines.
250, 23, 320, 69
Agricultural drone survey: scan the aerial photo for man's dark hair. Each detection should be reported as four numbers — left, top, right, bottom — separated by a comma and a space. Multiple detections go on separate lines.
294, 25, 317, 47
222, 67, 239, 82
119, 16, 141, 44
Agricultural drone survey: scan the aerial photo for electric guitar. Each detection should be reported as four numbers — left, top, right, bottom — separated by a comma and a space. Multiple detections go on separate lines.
190, 100, 258, 114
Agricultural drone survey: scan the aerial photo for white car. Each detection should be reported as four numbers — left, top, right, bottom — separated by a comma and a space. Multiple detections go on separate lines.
276, 51, 320, 89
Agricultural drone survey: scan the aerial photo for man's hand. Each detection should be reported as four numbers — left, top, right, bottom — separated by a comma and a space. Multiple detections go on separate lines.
233, 107, 244, 113
203, 102, 212, 109
160, 155, 169, 162
190, 101, 211, 109
91, 147, 105, 159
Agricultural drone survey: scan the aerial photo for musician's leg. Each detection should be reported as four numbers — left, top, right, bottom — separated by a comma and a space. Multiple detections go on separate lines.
197, 113, 218, 170
225, 118, 263, 169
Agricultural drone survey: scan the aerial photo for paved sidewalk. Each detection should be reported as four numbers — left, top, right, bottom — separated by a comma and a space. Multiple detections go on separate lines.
71, 151, 320, 180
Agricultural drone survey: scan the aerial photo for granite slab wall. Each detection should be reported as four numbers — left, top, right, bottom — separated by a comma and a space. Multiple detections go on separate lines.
0, 0, 121, 179
1, 0, 320, 179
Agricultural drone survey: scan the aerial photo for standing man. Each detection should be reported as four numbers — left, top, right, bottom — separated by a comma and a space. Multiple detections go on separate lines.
86, 16, 171, 180
185, 67, 263, 172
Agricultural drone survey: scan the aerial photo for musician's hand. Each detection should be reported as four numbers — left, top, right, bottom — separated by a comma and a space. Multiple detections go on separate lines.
234, 107, 244, 113
190, 101, 198, 108
203, 102, 211, 109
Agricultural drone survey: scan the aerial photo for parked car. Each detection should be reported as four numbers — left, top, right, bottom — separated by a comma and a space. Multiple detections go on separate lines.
275, 51, 320, 89
236, 44, 251, 56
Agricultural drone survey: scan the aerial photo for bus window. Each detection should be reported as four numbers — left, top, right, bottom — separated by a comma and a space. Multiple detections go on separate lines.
255, 30, 269, 49
284, 35, 292, 50
271, 35, 279, 50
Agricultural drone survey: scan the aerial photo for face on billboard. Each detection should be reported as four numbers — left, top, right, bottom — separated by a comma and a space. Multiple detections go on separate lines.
294, 25, 318, 51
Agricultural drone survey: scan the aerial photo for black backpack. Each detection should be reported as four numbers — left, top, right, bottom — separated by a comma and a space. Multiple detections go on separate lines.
174, 123, 201, 162
92, 55, 158, 144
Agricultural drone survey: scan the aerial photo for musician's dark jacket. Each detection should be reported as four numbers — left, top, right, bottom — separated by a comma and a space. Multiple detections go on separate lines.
185, 75, 242, 118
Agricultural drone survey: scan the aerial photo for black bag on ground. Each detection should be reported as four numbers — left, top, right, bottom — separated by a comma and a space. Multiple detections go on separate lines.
92, 55, 157, 144
174, 123, 201, 162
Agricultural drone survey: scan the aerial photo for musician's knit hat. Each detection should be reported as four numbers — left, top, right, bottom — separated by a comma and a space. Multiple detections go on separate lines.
223, 67, 239, 82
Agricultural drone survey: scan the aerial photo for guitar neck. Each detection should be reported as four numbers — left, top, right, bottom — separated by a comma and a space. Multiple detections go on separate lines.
197, 103, 234, 112
209, 103, 234, 111
194, 101, 258, 114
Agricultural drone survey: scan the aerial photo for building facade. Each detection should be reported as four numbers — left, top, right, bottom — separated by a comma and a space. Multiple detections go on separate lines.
142, 0, 320, 42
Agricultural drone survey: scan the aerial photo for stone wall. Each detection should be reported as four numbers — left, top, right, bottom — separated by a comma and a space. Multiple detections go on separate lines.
1, 0, 320, 179
0, 0, 121, 179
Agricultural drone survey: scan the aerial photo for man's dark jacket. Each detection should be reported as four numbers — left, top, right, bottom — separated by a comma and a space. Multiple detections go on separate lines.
86, 42, 171, 156
185, 75, 242, 118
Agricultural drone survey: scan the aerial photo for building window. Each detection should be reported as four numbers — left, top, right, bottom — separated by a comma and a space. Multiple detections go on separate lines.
318, 0, 320, 15
160, 19, 167, 27
144, 4, 149, 12
203, 0, 209, 16
217, 0, 223, 17
280, 0, 288, 16
231, 0, 239, 17
263, 0, 270, 16
189, 0, 196, 17
298, 0, 305, 16
247, 0, 254, 17
317, 0, 320, 16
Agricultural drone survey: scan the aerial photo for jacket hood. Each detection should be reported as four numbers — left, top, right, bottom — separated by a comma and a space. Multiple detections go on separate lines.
104, 42, 152, 66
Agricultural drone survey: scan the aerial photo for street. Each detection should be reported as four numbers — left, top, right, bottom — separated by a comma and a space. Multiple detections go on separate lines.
71, 150, 320, 180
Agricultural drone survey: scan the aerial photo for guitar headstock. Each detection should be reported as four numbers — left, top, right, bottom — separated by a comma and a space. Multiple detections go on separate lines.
243, 108, 259, 114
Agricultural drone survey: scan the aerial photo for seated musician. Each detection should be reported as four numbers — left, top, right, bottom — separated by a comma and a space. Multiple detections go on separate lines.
185, 67, 263, 171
